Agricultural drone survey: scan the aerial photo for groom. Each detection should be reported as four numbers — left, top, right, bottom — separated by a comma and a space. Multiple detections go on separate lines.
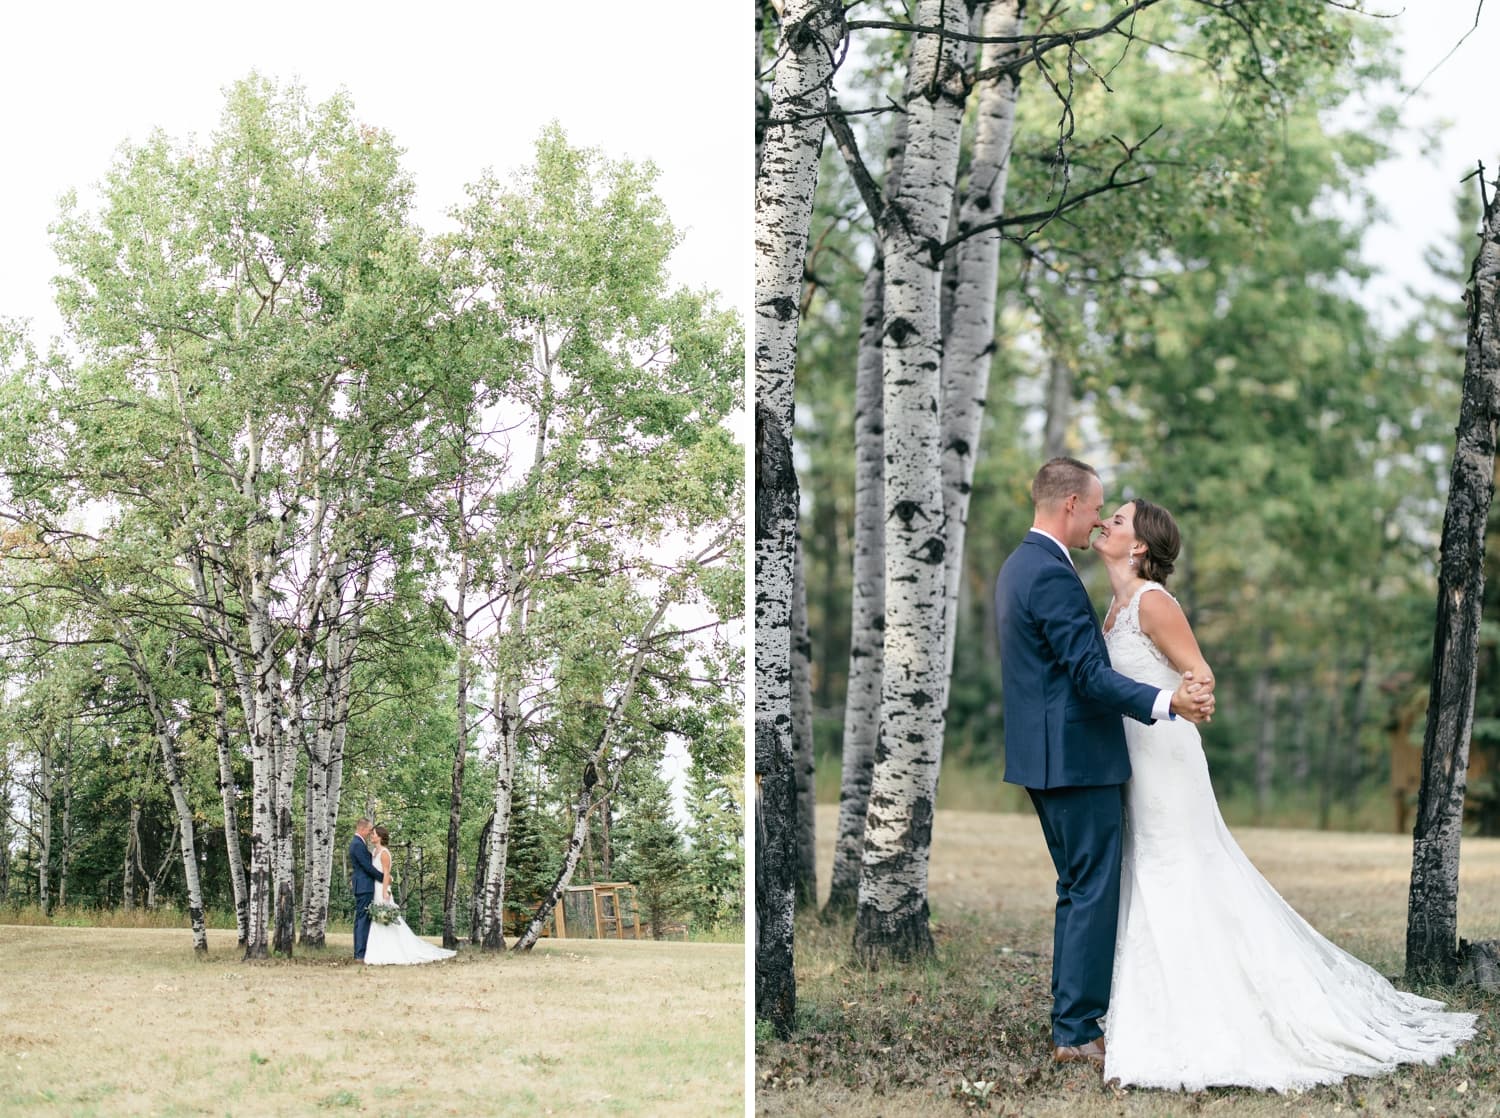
994, 457, 1213, 1067
348, 817, 384, 961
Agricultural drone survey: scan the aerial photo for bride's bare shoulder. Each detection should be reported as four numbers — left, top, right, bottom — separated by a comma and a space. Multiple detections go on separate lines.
1137, 584, 1188, 628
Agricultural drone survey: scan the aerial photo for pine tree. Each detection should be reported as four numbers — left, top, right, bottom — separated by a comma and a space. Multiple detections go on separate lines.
685, 760, 744, 931
615, 762, 690, 939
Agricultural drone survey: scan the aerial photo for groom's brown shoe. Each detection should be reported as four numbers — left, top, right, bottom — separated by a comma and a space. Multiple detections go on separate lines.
1052, 1038, 1106, 1067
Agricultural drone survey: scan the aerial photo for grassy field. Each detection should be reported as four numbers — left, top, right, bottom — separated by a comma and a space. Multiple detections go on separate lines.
0, 925, 744, 1117
757, 804, 1500, 1117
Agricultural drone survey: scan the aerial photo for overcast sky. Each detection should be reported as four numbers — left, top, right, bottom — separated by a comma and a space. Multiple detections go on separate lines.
0, 1, 748, 343
1361, 2, 1498, 312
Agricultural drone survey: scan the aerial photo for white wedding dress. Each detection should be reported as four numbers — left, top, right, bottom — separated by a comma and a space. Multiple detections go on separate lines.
1102, 582, 1476, 1091
364, 862, 456, 966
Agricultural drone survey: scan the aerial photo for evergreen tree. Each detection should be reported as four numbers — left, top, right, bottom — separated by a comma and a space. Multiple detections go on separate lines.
615, 761, 690, 939
685, 759, 745, 932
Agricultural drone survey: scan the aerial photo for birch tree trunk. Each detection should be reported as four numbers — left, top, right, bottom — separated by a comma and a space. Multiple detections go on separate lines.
123, 798, 140, 911
479, 636, 522, 951
443, 533, 472, 949
826, 104, 914, 917
854, 0, 972, 964
35, 732, 51, 914
116, 629, 209, 954
754, 0, 844, 1035
470, 811, 493, 945
826, 256, 887, 917
205, 644, 249, 945
1406, 190, 1500, 983
940, 0, 1024, 688
57, 729, 72, 908
790, 537, 818, 908
299, 560, 369, 948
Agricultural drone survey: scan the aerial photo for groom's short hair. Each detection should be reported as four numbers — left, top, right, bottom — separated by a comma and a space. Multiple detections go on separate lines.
354, 816, 372, 832
1032, 457, 1098, 508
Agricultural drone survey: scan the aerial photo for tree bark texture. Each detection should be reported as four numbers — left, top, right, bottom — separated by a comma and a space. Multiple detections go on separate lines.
1406, 189, 1500, 983
443, 544, 472, 950
855, 0, 973, 965
790, 536, 818, 908
940, 0, 1024, 689
754, 0, 844, 1036
205, 645, 249, 945
35, 732, 51, 913
827, 255, 887, 917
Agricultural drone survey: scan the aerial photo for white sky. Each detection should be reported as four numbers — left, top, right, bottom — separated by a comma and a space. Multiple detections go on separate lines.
1364, 2, 1499, 313
0, 1, 749, 342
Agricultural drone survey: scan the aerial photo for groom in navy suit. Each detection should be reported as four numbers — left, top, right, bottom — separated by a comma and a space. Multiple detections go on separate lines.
994, 457, 1214, 1067
348, 817, 385, 960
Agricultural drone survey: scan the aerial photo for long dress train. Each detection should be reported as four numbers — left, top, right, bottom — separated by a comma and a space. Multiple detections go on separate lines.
1102, 582, 1475, 1091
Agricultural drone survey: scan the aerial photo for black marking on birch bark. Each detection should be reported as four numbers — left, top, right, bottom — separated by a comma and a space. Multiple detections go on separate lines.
885, 316, 919, 345
889, 499, 928, 528
907, 688, 934, 708
949, 436, 970, 457
913, 536, 945, 565
755, 402, 797, 544
760, 294, 799, 322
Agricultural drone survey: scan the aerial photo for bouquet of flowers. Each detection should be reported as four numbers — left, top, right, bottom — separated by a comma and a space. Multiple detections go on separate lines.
369, 900, 401, 926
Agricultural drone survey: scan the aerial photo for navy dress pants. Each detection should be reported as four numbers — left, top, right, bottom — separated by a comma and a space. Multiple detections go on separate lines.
353, 894, 373, 958
1027, 783, 1125, 1047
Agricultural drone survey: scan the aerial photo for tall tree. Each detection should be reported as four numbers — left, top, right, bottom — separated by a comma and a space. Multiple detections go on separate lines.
755, 0, 847, 1035
853, 0, 973, 964
1406, 180, 1500, 983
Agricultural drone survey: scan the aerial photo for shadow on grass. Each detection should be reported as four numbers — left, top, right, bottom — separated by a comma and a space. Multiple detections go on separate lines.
757, 910, 1500, 1116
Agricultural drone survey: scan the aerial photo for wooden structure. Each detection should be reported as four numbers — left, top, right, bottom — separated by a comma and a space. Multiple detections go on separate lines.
1390, 686, 1495, 833
547, 882, 645, 940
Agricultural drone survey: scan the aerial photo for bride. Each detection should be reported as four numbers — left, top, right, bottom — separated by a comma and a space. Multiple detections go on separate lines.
364, 824, 456, 966
1092, 497, 1475, 1091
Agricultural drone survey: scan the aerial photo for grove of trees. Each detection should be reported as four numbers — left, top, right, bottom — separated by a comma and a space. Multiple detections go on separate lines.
756, 0, 1500, 1033
0, 75, 745, 958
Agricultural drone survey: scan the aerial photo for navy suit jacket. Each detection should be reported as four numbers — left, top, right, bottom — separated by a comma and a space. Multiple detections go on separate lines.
994, 532, 1161, 789
348, 836, 383, 900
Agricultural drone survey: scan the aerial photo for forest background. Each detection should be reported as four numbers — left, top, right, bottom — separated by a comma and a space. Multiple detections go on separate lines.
0, 2, 750, 956
786, 0, 1500, 865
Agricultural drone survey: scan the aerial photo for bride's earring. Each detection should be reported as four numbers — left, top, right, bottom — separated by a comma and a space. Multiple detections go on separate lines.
1128, 552, 1139, 569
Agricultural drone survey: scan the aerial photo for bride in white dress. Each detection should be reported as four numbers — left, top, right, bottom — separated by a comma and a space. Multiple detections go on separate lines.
1092, 498, 1475, 1091
364, 825, 456, 966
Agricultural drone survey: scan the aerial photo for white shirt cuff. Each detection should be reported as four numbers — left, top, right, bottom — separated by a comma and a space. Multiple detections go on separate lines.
1152, 689, 1175, 722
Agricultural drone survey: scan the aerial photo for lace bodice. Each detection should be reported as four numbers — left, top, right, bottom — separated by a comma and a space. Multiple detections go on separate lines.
1103, 581, 1179, 689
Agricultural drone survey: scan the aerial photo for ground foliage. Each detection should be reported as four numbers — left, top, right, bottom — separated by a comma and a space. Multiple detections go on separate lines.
759, 809, 1500, 1116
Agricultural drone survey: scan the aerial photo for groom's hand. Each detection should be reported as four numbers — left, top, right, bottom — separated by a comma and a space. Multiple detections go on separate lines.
1170, 670, 1216, 723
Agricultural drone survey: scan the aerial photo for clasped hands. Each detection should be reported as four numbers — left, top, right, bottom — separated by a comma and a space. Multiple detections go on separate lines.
1170, 671, 1216, 724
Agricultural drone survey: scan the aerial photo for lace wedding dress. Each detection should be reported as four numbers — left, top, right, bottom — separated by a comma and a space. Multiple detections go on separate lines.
1102, 582, 1475, 1091
364, 873, 456, 966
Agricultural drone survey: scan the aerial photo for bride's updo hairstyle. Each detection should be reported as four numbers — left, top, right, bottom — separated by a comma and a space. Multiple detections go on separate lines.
1131, 499, 1180, 585
374, 824, 391, 845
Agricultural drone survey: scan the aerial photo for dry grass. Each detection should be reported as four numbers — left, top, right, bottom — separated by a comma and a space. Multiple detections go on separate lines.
757, 805, 1500, 1117
0, 925, 744, 1117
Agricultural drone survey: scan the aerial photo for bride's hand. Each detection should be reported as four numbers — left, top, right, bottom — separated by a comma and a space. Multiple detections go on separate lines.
1171, 670, 1216, 723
